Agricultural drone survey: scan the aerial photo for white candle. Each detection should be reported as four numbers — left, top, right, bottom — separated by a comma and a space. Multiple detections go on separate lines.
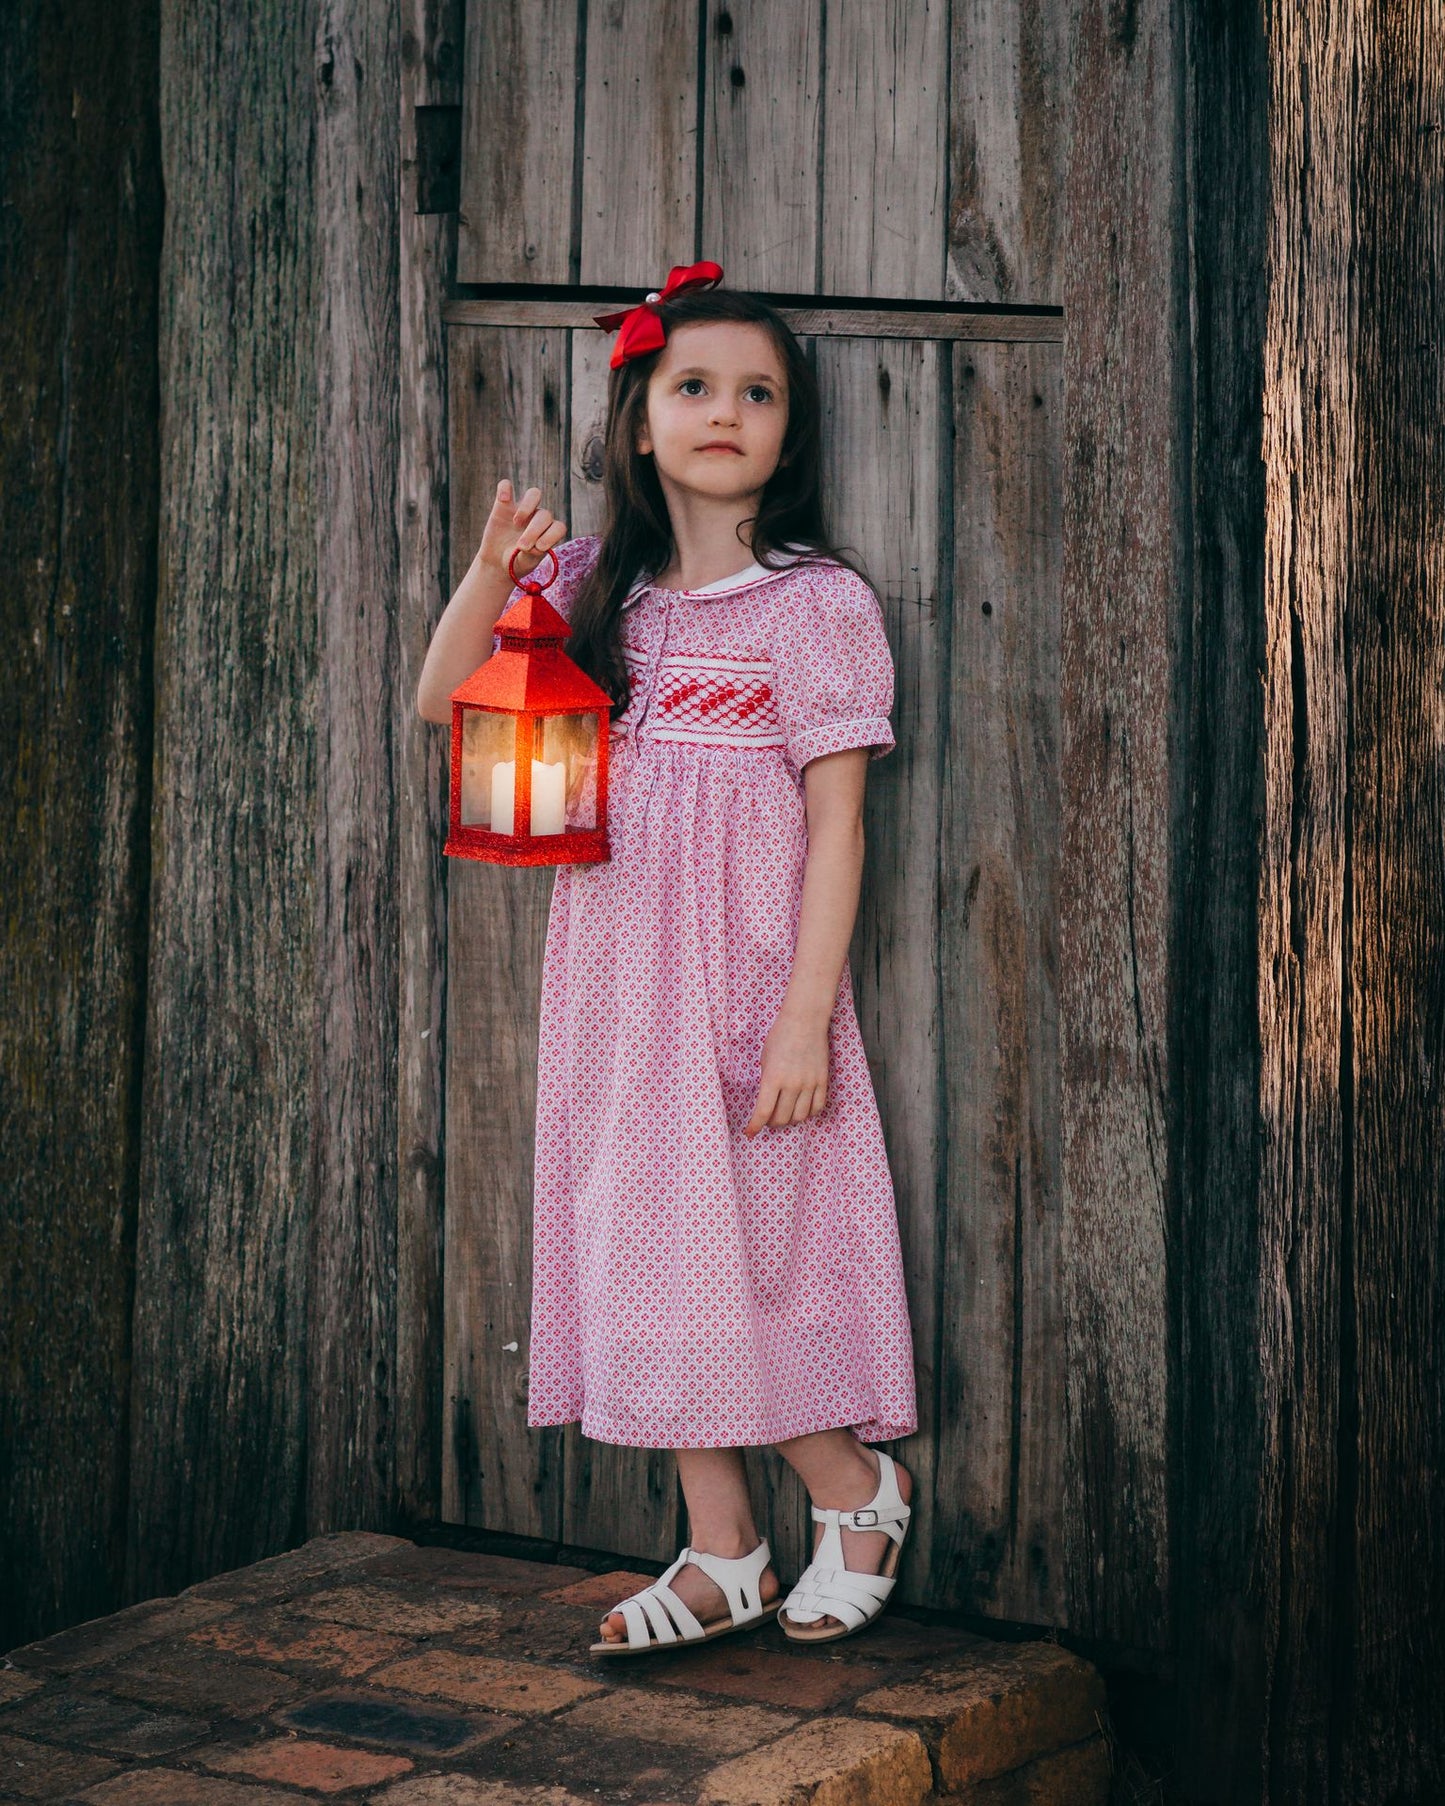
491, 758, 567, 835
530, 757, 567, 834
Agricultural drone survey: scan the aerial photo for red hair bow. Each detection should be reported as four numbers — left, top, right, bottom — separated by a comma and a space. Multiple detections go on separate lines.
592, 261, 724, 369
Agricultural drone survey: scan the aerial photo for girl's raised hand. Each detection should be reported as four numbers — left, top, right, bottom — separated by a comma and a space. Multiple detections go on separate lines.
480, 478, 568, 581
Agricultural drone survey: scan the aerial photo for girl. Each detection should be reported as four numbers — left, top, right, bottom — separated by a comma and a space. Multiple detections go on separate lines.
416, 262, 918, 1654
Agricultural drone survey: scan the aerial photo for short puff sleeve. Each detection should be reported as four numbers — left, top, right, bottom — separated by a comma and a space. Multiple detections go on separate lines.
768, 565, 897, 772
493, 533, 601, 648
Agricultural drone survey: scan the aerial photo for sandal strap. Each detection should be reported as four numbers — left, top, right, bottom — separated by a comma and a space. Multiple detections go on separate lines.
809, 1450, 912, 1544
610, 1539, 772, 1649
782, 1560, 898, 1630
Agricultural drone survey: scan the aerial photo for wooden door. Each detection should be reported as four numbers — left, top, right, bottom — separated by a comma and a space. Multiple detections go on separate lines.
439, 0, 1071, 1627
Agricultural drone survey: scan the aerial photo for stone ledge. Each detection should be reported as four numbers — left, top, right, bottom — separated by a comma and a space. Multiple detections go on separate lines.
698, 1716, 934, 1806
853, 1642, 1106, 1788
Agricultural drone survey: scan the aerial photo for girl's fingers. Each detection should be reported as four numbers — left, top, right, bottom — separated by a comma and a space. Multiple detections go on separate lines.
768, 1086, 801, 1127
512, 485, 542, 525
744, 1079, 778, 1136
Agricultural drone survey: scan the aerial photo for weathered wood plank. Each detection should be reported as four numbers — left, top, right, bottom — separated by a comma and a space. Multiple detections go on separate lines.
442, 326, 570, 1537
701, 0, 822, 294
0, 0, 161, 1645
580, 0, 698, 286
444, 299, 1063, 344
1338, 6, 1445, 1789
947, 0, 1067, 305
937, 340, 1064, 1625
821, 0, 948, 300
128, 0, 319, 1597
308, 0, 401, 1533
456, 0, 577, 285
813, 335, 945, 1611
1056, 0, 1179, 1650
566, 327, 615, 541
395, 0, 464, 1528
1172, 0, 1270, 1792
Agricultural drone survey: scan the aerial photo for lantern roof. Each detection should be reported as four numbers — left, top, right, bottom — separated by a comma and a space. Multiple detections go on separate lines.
451, 590, 612, 714
494, 591, 570, 642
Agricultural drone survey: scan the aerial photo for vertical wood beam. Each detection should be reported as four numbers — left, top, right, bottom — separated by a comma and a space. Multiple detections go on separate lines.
0, 0, 162, 1644
130, 0, 319, 1594
307, 0, 401, 1528
395, 0, 464, 1528
1057, 0, 1182, 1650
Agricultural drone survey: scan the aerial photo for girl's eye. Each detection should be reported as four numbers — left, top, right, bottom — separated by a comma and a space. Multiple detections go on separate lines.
677, 379, 775, 402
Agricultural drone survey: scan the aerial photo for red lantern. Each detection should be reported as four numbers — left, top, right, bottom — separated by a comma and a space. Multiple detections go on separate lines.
444, 547, 612, 866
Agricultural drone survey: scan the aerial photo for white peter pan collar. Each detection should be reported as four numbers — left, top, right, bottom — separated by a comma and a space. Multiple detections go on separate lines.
623, 543, 819, 608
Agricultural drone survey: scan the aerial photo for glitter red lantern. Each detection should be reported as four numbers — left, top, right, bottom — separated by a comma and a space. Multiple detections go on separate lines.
444, 547, 612, 866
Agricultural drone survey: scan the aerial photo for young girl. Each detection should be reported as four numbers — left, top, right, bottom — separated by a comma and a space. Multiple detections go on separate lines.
416, 262, 918, 1655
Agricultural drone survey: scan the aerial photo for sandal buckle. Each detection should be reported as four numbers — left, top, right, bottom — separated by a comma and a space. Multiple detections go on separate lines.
850, 1508, 879, 1526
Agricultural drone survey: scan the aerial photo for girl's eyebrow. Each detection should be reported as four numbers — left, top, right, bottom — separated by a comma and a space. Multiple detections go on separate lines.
673, 366, 782, 384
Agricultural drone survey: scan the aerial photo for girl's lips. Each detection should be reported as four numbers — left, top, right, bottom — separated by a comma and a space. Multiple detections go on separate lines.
698, 444, 744, 453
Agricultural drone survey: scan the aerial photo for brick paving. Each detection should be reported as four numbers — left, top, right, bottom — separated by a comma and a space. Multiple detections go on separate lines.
0, 1534, 1112, 1804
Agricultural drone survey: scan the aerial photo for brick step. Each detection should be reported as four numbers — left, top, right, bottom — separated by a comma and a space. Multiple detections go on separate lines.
0, 1534, 1111, 1805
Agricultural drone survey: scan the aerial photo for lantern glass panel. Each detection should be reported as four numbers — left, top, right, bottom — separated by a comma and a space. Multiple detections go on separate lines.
536, 711, 600, 832
459, 708, 518, 828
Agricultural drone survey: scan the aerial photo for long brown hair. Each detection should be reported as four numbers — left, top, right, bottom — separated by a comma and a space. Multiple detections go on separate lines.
566, 287, 870, 714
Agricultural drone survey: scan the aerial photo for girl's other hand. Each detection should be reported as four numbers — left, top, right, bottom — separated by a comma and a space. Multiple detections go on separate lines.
744, 1011, 830, 1135
480, 478, 567, 581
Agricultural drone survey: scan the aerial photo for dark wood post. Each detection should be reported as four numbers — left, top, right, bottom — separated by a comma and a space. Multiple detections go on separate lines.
1178, 1, 1445, 1796
0, 0, 162, 1648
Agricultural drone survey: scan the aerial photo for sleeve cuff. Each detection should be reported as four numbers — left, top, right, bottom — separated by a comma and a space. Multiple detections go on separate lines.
788, 717, 896, 770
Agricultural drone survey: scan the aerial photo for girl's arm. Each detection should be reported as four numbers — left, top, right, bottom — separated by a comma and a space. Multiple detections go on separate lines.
744, 747, 870, 1136
415, 480, 566, 723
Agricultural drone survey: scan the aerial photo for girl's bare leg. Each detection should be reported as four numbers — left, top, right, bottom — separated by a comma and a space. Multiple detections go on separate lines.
773, 1429, 913, 1632
598, 1447, 781, 1643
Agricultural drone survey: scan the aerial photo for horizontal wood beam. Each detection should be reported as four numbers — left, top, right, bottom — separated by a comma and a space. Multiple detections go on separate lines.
442, 298, 1063, 344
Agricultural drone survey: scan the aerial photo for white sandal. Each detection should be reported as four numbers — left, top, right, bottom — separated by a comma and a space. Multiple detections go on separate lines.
589, 1538, 779, 1657
777, 1449, 912, 1642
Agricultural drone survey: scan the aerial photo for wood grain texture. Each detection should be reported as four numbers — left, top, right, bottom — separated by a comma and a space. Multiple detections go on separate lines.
1173, 1, 1271, 1793
456, 0, 577, 285
567, 327, 615, 540
821, 0, 948, 300
1257, 5, 1352, 1790
0, 0, 162, 1647
947, 0, 1066, 304
441, 327, 570, 1537
580, 0, 699, 285
701, 0, 822, 294
938, 341, 1064, 1626
812, 335, 944, 1609
1056, 0, 1179, 1651
395, 0, 464, 1528
308, 0, 401, 1533
1256, 2, 1445, 1795
1339, 5, 1444, 1787
128, 0, 319, 1597
445, 299, 1064, 342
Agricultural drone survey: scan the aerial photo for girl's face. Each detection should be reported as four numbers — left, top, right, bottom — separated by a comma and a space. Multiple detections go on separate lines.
636, 321, 789, 500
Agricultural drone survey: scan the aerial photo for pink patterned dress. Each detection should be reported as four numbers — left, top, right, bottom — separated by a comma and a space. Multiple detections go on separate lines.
520, 533, 917, 1449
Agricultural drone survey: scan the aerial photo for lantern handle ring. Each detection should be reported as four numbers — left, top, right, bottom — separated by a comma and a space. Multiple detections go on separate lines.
508, 544, 560, 594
